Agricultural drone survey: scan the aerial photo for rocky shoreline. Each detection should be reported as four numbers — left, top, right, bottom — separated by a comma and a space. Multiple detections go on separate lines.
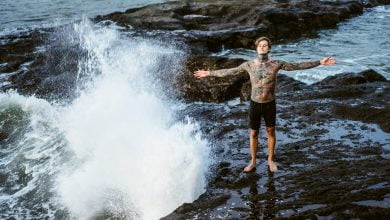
0, 0, 389, 219
163, 56, 390, 218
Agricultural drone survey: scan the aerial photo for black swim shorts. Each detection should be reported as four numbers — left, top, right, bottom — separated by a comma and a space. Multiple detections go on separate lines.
249, 99, 276, 130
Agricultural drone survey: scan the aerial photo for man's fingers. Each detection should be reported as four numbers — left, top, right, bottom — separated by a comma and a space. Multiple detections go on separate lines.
194, 70, 201, 75
194, 69, 208, 78
323, 57, 336, 65
194, 71, 202, 78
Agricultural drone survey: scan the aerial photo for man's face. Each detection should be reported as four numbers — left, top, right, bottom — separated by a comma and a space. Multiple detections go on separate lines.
256, 40, 270, 55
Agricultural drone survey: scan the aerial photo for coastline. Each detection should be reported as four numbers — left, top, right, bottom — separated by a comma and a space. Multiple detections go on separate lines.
0, 0, 389, 219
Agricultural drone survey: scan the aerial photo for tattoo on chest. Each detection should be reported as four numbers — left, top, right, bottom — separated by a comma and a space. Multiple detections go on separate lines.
249, 62, 278, 102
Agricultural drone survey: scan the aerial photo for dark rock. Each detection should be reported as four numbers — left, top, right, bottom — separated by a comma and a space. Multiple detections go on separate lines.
360, 69, 388, 82
95, 0, 372, 53
1, 26, 83, 102
315, 69, 387, 87
277, 73, 308, 92
178, 56, 249, 102
333, 102, 390, 132
170, 92, 390, 218
161, 192, 231, 219
0, 31, 45, 73
365, 0, 390, 7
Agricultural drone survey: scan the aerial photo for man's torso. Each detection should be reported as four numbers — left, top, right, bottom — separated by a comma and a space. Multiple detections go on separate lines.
246, 59, 281, 103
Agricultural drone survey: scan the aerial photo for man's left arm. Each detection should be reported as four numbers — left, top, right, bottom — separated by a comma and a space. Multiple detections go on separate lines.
279, 57, 336, 71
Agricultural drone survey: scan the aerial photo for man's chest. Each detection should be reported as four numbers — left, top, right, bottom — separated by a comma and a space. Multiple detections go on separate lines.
249, 63, 278, 80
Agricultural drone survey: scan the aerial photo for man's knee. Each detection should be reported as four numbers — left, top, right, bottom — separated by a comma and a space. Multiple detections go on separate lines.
250, 129, 259, 138
266, 127, 275, 137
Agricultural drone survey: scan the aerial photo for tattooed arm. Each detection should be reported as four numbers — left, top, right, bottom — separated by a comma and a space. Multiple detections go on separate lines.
278, 57, 336, 71
278, 60, 321, 71
209, 61, 249, 77
194, 61, 249, 78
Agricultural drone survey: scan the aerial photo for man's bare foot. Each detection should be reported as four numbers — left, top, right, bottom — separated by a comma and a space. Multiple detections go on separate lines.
268, 161, 278, 172
243, 163, 256, 173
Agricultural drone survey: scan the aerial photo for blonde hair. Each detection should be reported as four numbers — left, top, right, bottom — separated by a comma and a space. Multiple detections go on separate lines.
254, 37, 272, 49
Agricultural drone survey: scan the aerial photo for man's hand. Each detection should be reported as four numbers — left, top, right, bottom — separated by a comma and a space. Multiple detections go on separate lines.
194, 69, 210, 78
320, 56, 336, 66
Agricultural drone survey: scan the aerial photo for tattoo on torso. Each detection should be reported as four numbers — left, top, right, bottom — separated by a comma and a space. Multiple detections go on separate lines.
209, 57, 320, 103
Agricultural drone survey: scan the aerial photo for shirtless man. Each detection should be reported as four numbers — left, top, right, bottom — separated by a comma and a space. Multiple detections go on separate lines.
194, 37, 336, 173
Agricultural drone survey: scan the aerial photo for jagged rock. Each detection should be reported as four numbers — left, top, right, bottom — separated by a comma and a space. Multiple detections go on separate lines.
161, 192, 231, 219
314, 69, 387, 87
178, 56, 249, 102
96, 0, 370, 52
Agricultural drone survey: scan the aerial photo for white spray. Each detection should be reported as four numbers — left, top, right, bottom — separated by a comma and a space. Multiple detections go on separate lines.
54, 19, 211, 219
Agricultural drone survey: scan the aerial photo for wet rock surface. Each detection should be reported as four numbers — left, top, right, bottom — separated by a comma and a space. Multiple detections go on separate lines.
178, 56, 249, 102
164, 68, 390, 219
164, 51, 390, 219
0, 26, 82, 102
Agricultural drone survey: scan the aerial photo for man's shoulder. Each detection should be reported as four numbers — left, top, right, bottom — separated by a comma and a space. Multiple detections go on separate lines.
269, 58, 282, 63
246, 58, 257, 63
240, 59, 255, 68
269, 59, 286, 67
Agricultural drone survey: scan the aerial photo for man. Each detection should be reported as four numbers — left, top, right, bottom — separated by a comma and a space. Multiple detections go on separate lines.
194, 36, 336, 173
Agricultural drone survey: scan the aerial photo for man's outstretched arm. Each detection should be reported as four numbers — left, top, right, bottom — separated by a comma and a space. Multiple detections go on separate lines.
279, 56, 336, 71
194, 62, 249, 78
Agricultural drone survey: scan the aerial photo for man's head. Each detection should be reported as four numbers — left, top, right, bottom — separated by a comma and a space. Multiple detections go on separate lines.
255, 37, 272, 55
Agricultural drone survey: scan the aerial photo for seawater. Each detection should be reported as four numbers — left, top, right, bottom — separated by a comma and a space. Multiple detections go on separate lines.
0, 0, 171, 35
0, 19, 211, 219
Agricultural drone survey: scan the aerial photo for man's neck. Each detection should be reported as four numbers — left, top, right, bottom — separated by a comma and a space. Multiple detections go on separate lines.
257, 53, 269, 63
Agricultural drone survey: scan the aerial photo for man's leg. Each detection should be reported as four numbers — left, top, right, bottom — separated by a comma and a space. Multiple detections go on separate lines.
244, 129, 259, 172
266, 126, 277, 172
245, 100, 261, 172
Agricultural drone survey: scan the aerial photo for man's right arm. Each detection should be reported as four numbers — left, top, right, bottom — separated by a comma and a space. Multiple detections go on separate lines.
194, 61, 249, 78
209, 62, 249, 77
